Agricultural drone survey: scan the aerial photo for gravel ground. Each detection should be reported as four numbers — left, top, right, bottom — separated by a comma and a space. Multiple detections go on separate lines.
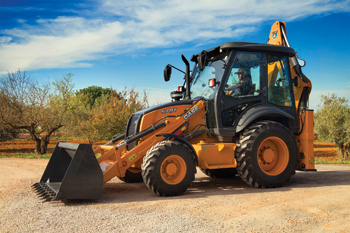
1, 158, 350, 232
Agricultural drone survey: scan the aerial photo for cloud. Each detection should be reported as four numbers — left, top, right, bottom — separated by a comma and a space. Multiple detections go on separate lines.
1, 0, 349, 73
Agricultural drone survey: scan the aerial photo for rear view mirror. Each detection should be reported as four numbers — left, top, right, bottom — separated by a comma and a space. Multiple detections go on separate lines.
198, 52, 207, 71
164, 64, 172, 82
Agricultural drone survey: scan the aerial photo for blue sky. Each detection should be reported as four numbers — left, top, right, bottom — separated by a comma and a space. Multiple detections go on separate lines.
1, 0, 349, 110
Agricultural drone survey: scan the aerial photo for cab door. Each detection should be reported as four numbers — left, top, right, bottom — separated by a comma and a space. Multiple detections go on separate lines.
213, 51, 266, 136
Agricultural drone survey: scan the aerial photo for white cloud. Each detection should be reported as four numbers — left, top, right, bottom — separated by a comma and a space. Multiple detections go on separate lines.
0, 36, 12, 44
0, 0, 349, 73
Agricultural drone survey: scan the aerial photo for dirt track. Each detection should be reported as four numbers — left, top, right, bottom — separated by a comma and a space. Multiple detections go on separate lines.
0, 158, 349, 232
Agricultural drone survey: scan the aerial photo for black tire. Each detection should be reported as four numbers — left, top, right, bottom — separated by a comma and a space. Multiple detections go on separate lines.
141, 140, 196, 197
235, 121, 298, 188
199, 168, 237, 178
117, 169, 143, 183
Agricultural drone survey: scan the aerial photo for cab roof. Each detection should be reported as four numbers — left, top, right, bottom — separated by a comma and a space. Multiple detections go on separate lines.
192, 42, 295, 61
220, 42, 295, 56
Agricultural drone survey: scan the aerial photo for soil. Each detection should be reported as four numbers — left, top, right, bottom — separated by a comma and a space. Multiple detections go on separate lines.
0, 137, 349, 232
0, 159, 349, 232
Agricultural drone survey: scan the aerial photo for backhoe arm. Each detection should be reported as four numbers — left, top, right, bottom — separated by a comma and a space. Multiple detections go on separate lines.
268, 21, 312, 113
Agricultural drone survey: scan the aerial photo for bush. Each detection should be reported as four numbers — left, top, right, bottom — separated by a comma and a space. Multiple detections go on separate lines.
77, 88, 148, 143
0, 125, 18, 141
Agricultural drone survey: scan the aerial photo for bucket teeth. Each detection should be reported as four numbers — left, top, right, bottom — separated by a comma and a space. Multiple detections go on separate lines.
32, 182, 56, 202
40, 194, 50, 199
39, 192, 48, 198
36, 190, 46, 195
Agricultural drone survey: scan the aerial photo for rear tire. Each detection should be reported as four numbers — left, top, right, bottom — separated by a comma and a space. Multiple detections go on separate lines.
235, 121, 298, 188
141, 140, 196, 197
200, 168, 237, 178
117, 169, 143, 183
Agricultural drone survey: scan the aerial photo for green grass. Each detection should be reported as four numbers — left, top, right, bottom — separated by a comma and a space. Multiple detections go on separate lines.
0, 152, 51, 159
50, 135, 87, 141
11, 138, 32, 141
315, 159, 350, 164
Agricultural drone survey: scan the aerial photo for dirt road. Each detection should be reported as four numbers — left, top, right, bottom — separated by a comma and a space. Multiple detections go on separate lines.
0, 158, 349, 232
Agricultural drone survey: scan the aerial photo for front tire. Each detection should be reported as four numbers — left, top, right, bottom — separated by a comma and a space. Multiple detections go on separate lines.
235, 121, 298, 188
141, 140, 196, 197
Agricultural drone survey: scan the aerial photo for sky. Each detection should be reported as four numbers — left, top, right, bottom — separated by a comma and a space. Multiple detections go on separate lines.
0, 0, 350, 110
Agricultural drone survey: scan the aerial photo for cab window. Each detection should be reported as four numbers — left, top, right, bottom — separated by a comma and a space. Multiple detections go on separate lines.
191, 52, 229, 99
224, 51, 261, 97
267, 55, 292, 107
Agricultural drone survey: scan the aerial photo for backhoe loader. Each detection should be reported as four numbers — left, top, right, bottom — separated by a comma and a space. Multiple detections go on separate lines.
33, 21, 316, 201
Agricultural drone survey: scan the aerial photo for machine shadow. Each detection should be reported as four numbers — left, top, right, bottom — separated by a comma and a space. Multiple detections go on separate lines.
62, 167, 350, 206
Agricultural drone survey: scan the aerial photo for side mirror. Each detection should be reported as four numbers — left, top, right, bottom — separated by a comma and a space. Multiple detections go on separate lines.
198, 52, 207, 71
164, 64, 172, 82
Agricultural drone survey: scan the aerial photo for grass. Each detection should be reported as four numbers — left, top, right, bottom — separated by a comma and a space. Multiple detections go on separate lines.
0, 152, 51, 159
315, 159, 350, 164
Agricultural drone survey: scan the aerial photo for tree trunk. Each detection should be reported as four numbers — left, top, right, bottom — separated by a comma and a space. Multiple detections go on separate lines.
34, 138, 43, 155
344, 143, 350, 161
338, 142, 350, 161
41, 137, 49, 155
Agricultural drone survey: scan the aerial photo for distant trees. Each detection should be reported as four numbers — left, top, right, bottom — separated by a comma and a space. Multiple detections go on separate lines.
0, 70, 78, 155
77, 88, 148, 143
314, 93, 350, 160
76, 86, 121, 108
0, 70, 149, 152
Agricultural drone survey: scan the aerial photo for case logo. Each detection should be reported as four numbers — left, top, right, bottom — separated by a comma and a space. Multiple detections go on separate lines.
184, 106, 199, 120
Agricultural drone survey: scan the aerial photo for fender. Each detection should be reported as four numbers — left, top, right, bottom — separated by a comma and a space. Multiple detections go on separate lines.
157, 133, 199, 166
236, 105, 294, 133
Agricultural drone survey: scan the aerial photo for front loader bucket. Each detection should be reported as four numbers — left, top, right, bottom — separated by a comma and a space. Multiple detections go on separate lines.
32, 142, 103, 201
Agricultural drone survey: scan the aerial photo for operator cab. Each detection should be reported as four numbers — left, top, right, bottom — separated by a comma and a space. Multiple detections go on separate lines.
165, 42, 299, 141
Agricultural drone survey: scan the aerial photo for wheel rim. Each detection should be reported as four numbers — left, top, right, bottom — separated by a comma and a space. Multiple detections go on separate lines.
160, 155, 187, 185
257, 137, 289, 176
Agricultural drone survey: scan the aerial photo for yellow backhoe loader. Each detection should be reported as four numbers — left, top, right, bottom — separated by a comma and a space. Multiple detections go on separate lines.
32, 21, 316, 201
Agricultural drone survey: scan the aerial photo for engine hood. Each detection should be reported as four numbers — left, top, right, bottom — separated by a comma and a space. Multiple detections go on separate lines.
133, 99, 195, 116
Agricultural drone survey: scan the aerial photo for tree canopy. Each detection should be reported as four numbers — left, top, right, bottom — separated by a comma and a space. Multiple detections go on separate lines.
314, 93, 350, 160
0, 70, 79, 154
76, 86, 120, 108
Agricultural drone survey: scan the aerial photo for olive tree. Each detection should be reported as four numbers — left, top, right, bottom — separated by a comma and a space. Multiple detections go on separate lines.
314, 93, 350, 160
76, 85, 121, 108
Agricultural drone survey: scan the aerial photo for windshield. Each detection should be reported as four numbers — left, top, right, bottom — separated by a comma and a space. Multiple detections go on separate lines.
190, 52, 229, 99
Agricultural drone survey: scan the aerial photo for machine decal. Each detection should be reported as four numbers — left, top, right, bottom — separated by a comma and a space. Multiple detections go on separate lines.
272, 30, 278, 39
184, 106, 199, 120
161, 108, 177, 114
128, 153, 137, 162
